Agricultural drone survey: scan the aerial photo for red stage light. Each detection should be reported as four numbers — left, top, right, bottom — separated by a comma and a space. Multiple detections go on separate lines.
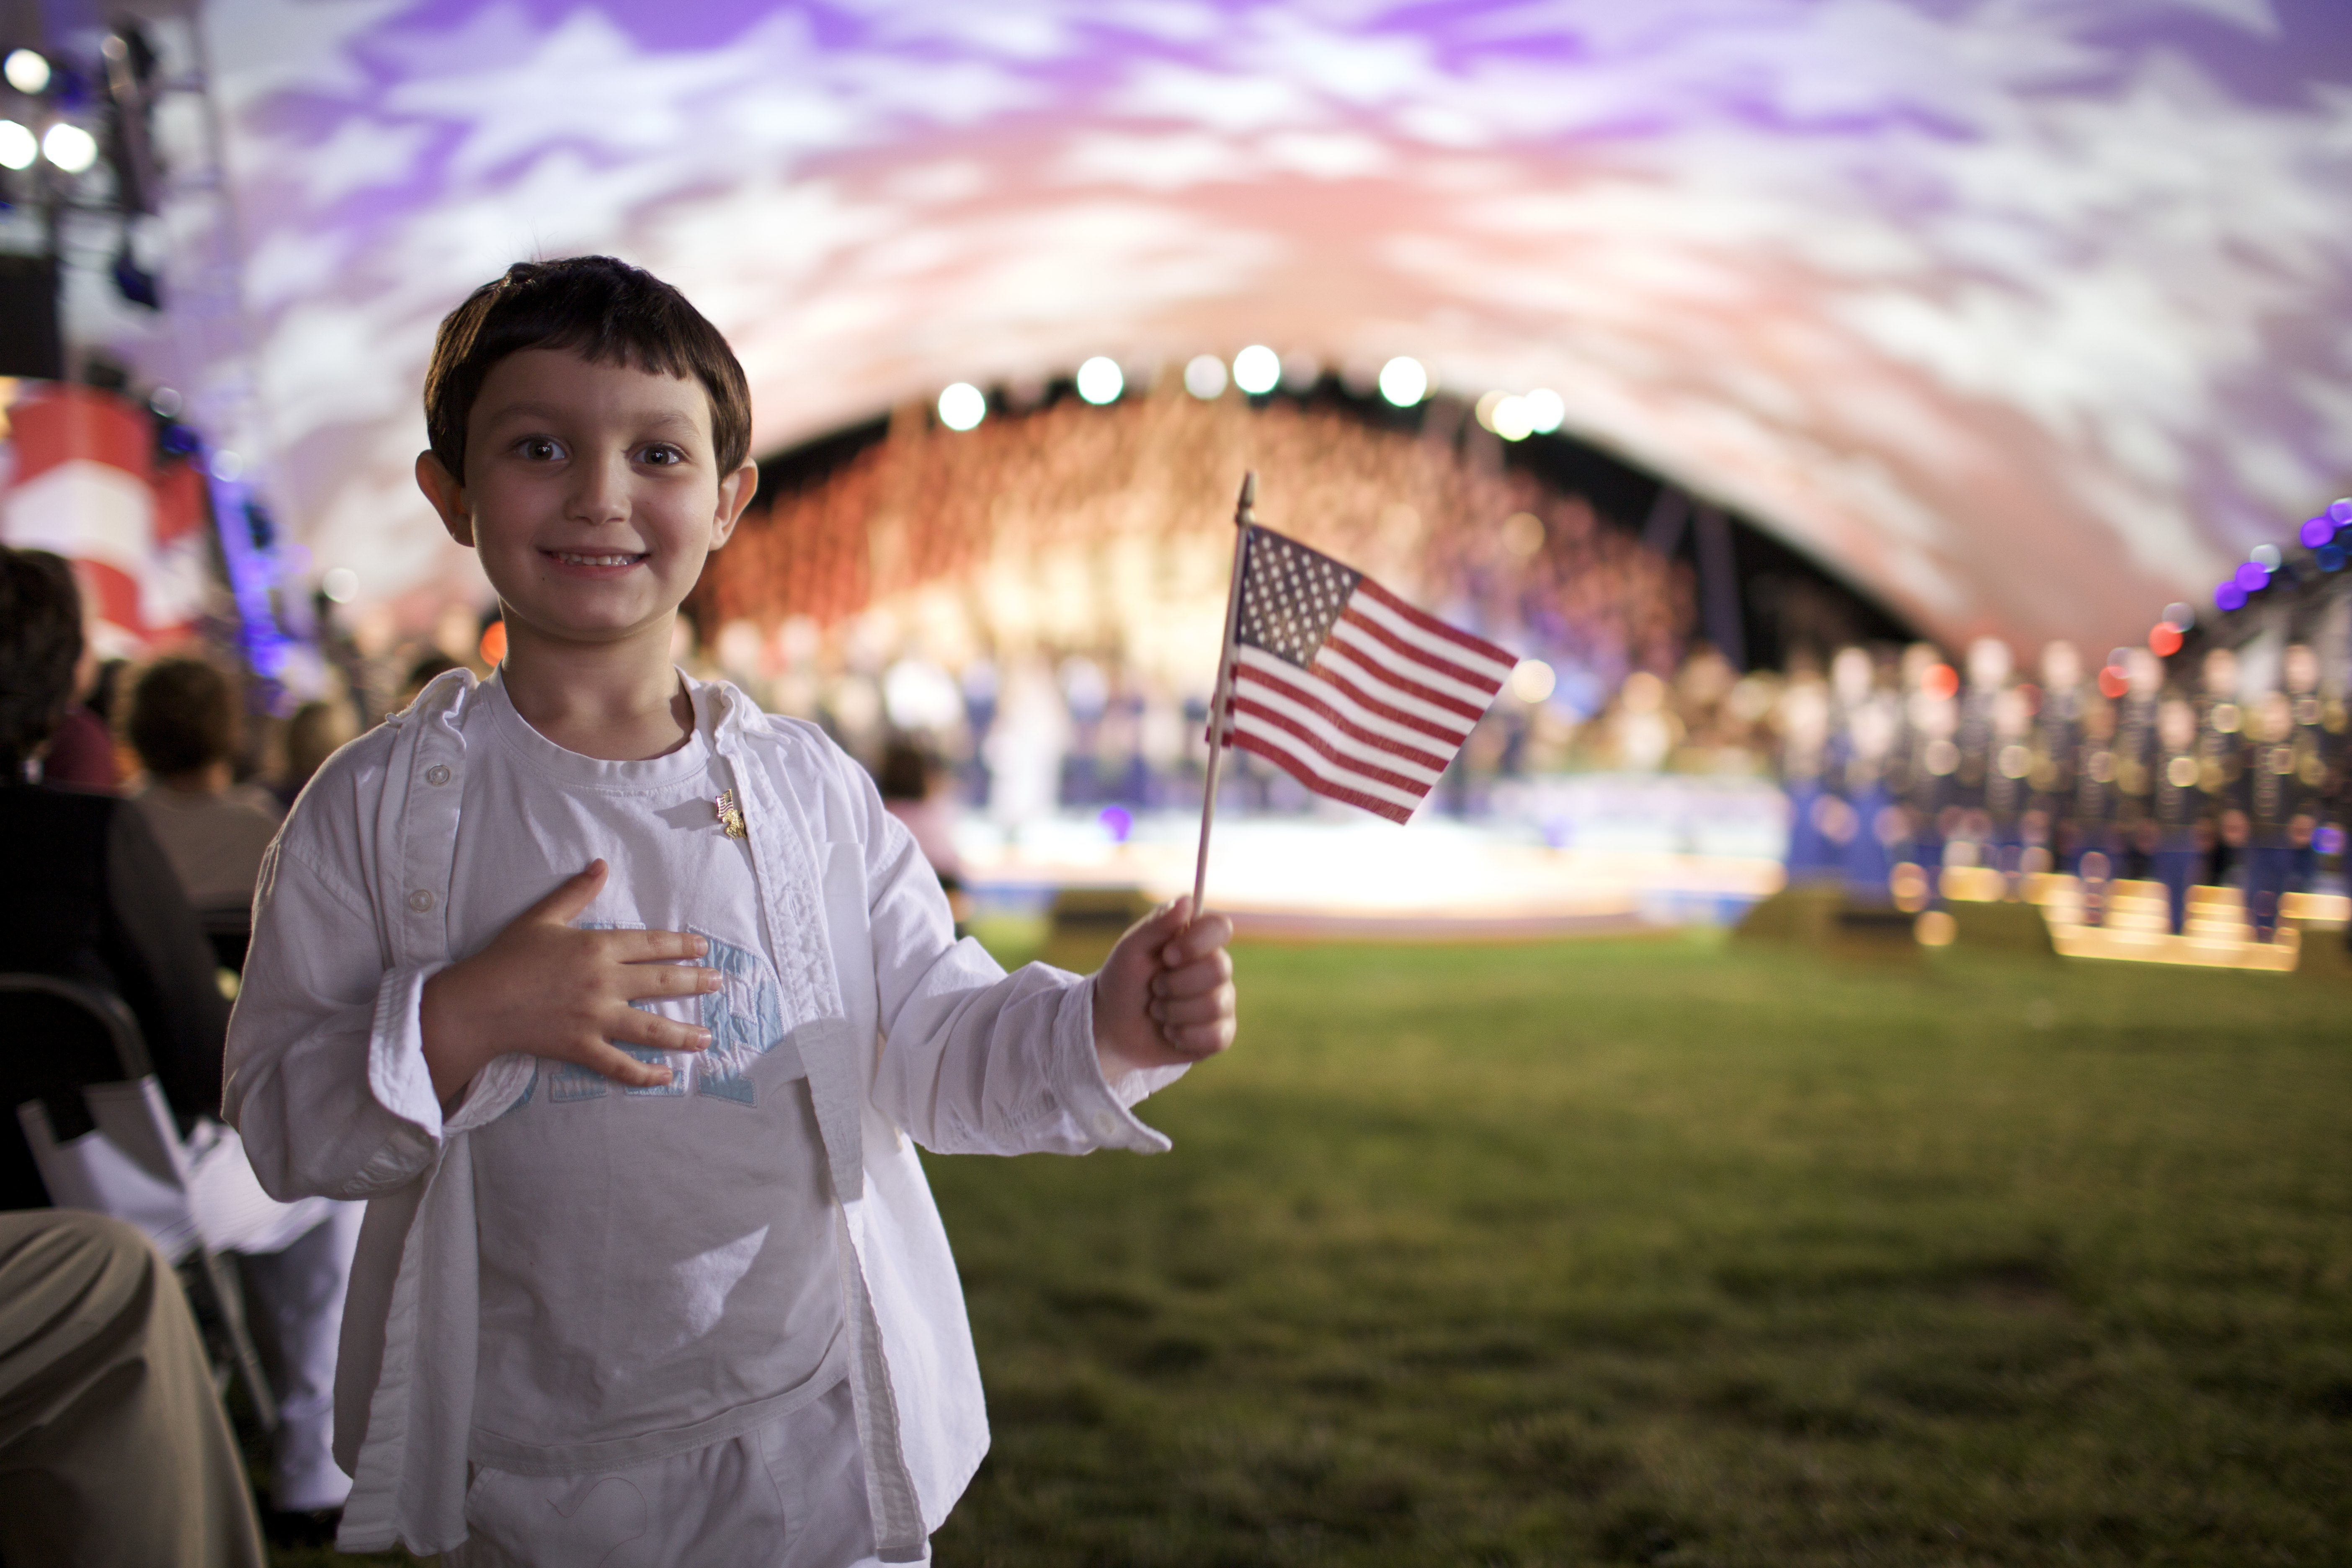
1921, 663, 1959, 700
2148, 622, 2182, 657
2097, 665, 2128, 699
480, 620, 508, 665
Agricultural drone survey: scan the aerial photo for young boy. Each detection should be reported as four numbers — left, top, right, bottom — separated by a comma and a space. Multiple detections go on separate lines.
224, 257, 1237, 1564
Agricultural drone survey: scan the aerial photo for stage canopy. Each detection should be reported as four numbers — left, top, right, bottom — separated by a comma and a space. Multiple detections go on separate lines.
147, 0, 2352, 652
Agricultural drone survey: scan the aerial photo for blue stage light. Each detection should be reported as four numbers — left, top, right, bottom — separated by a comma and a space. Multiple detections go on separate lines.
2318, 544, 2346, 573
2233, 561, 2268, 591
2215, 581, 2248, 611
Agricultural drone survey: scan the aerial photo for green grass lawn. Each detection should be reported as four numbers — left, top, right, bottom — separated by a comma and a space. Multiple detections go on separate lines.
296, 930, 2352, 1566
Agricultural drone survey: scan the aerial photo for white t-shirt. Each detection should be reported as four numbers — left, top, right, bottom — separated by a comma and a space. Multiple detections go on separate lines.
451, 672, 843, 1474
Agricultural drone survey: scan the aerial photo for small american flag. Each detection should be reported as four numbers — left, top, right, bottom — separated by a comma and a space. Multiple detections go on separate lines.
1214, 525, 1516, 823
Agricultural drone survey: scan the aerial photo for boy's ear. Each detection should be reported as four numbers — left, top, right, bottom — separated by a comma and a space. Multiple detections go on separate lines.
708, 459, 759, 552
415, 451, 475, 548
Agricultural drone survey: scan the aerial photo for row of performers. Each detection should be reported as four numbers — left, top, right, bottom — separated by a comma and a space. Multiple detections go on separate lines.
1778, 639, 2347, 940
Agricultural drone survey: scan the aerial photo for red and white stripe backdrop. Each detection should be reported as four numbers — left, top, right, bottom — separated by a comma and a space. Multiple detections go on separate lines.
1219, 526, 1514, 823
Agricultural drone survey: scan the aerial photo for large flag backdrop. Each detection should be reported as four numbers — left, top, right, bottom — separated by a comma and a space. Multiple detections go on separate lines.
59, 0, 2352, 654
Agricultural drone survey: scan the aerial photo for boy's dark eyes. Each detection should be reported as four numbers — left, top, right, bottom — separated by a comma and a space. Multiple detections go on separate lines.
637, 444, 686, 467
517, 437, 564, 462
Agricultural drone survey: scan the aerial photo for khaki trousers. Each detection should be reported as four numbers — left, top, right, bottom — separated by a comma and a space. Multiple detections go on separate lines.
0, 1209, 265, 1568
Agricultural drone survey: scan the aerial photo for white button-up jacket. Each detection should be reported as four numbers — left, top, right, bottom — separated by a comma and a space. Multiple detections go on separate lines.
224, 671, 1182, 1557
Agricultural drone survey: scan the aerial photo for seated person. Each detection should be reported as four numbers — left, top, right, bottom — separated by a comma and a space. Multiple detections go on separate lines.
124, 657, 284, 924
0, 547, 358, 1525
0, 1208, 267, 1566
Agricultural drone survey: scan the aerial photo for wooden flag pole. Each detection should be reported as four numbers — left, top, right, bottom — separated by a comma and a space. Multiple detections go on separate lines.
1189, 471, 1256, 926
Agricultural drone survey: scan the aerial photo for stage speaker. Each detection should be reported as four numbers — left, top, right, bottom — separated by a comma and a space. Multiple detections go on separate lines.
0, 255, 64, 381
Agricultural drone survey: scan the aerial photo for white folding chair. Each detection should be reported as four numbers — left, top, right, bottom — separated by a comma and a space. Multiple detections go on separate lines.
2, 973, 286, 1430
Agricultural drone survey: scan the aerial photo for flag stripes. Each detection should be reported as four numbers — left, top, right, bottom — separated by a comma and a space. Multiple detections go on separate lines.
1216, 524, 1514, 823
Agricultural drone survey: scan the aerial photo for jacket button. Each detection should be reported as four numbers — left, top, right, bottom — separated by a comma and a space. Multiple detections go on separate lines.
407, 889, 436, 913
424, 764, 452, 786
1090, 1110, 1120, 1140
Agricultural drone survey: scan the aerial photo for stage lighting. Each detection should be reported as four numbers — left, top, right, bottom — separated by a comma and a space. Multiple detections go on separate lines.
1500, 511, 1545, 558
3, 49, 49, 94
2215, 581, 2248, 611
1075, 356, 1122, 405
1491, 395, 1534, 441
937, 382, 986, 431
2232, 561, 2268, 591
1508, 658, 1557, 703
1232, 344, 1279, 395
1280, 351, 1319, 391
1378, 356, 1427, 406
1473, 390, 1505, 431
2161, 601, 2193, 631
148, 386, 181, 417
2319, 544, 2346, 572
2250, 542, 2281, 570
2148, 623, 2182, 657
1523, 388, 1564, 433
0, 119, 31, 170
2301, 515, 2334, 549
2333, 498, 2352, 524
209, 448, 244, 481
321, 567, 358, 603
41, 121, 95, 173
1183, 353, 1227, 399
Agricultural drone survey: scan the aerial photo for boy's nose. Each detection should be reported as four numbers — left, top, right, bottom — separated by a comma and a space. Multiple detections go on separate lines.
566, 454, 633, 524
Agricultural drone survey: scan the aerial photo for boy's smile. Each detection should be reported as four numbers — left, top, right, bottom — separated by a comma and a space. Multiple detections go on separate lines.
417, 348, 758, 655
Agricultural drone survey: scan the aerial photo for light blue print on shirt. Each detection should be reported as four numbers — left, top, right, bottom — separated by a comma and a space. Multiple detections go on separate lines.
693, 929, 785, 1106
532, 923, 782, 1107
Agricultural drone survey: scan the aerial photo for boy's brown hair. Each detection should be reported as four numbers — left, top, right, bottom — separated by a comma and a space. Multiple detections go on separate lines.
423, 256, 753, 483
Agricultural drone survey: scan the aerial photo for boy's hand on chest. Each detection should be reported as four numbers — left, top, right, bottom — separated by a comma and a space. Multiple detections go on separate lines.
419, 859, 721, 1109
1092, 896, 1238, 1080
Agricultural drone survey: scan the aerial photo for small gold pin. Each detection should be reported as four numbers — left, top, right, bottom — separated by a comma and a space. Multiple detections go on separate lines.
714, 789, 747, 839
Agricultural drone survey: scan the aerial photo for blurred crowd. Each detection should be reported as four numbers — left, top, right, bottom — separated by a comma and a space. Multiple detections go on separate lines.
1771, 638, 2349, 939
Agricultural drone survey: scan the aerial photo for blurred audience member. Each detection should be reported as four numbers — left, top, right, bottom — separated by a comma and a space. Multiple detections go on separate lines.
399, 650, 462, 710
276, 696, 362, 810
125, 657, 283, 926
877, 733, 965, 898
0, 548, 359, 1526
0, 1210, 267, 1567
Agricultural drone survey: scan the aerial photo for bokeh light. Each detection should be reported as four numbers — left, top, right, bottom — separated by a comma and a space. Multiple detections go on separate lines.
2300, 515, 2334, 549
2249, 542, 2281, 570
1522, 389, 1565, 434
2215, 580, 2248, 611
1491, 396, 1535, 441
937, 382, 986, 431
2232, 561, 2268, 591
2318, 544, 2346, 572
1378, 357, 1427, 407
3, 48, 49, 94
2147, 622, 2182, 657
1074, 356, 1123, 405
2097, 664, 2129, 697
1183, 354, 1228, 399
1508, 658, 1558, 703
41, 121, 96, 173
478, 620, 508, 665
2160, 601, 2193, 631
321, 567, 359, 604
2332, 498, 2352, 524
1231, 345, 1280, 396
1921, 663, 1959, 700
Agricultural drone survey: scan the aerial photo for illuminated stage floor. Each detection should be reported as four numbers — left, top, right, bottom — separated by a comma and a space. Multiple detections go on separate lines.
957, 810, 1787, 938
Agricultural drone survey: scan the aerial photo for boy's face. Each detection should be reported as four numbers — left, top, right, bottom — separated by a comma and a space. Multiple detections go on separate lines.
417, 348, 756, 654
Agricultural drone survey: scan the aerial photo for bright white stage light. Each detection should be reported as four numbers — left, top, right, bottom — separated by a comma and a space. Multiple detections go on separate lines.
209, 449, 244, 481
937, 382, 986, 431
41, 121, 95, 173
1491, 395, 1534, 441
1183, 353, 1228, 399
1231, 344, 1280, 395
1075, 356, 1123, 405
4, 49, 50, 95
321, 567, 359, 603
1509, 658, 1558, 704
0, 120, 33, 171
1378, 356, 1427, 407
1522, 388, 1564, 433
